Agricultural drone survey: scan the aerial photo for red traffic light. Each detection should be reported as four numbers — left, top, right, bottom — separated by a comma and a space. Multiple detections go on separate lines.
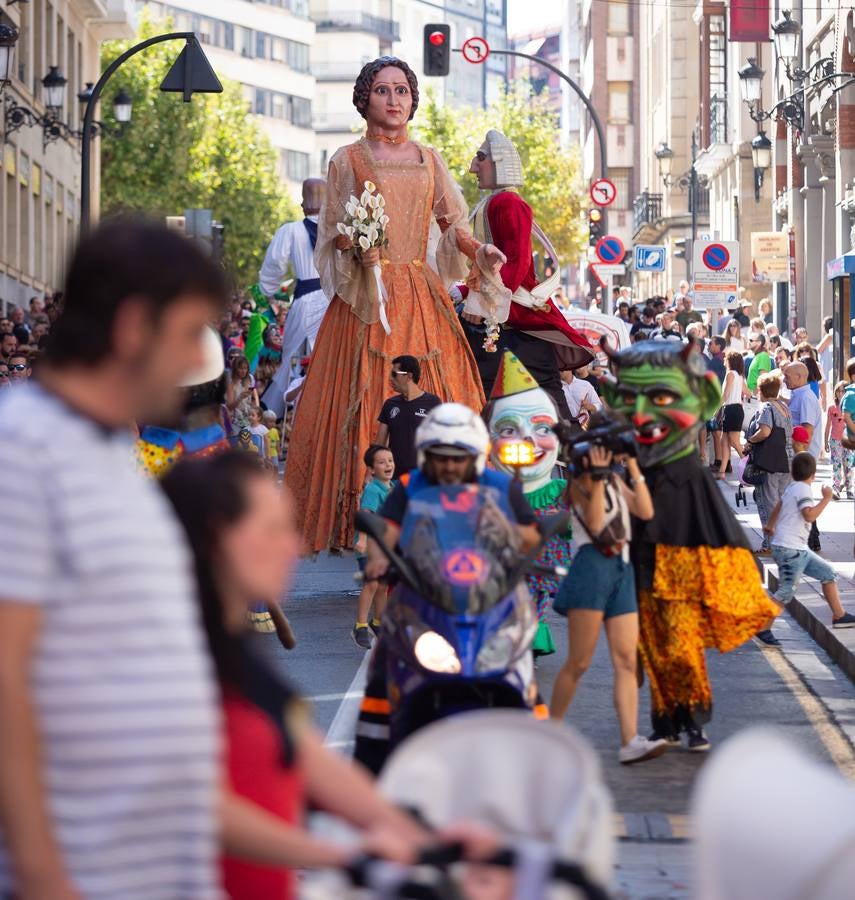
429, 30, 446, 46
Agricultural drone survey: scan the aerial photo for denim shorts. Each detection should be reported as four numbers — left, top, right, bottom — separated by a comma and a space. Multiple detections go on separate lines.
554, 544, 637, 619
772, 545, 838, 602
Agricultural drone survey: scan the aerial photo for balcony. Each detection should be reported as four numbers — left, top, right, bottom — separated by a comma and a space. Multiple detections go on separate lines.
632, 192, 662, 233
315, 11, 400, 43
312, 63, 365, 81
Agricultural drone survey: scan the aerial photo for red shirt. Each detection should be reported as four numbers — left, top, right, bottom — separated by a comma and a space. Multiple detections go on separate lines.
221, 690, 304, 899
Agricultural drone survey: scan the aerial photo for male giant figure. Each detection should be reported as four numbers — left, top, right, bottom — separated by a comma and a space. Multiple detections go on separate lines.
260, 177, 328, 415
462, 130, 593, 420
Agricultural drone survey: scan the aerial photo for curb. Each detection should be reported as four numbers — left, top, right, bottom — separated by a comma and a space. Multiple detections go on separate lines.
763, 564, 855, 684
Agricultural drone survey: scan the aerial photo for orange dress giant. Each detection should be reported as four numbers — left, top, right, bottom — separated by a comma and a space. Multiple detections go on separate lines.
285, 139, 494, 552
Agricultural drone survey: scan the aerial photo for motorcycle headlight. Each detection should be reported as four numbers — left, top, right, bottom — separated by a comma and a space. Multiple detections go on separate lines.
414, 631, 462, 674
475, 593, 537, 673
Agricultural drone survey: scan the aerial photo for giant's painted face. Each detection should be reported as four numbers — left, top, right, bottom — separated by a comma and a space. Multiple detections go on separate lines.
603, 348, 720, 468
489, 388, 559, 492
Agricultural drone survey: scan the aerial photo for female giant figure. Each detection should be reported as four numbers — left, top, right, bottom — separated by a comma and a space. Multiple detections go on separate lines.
286, 58, 506, 552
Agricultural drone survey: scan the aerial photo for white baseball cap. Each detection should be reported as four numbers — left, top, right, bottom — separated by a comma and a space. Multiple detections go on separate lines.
177, 325, 225, 387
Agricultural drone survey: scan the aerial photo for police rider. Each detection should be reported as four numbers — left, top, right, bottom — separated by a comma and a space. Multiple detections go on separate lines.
364, 402, 540, 581
356, 403, 541, 773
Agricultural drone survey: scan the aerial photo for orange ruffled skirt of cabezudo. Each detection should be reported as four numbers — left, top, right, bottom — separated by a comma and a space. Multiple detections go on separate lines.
638, 544, 779, 733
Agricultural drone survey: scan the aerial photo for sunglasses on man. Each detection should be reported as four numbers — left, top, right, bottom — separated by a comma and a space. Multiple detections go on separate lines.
8, 364, 27, 371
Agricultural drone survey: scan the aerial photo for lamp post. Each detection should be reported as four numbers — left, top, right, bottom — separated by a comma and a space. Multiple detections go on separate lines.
655, 133, 698, 276
79, 32, 222, 231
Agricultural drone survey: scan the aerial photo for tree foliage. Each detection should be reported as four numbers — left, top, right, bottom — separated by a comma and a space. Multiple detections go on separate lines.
414, 84, 587, 264
100, 11, 298, 285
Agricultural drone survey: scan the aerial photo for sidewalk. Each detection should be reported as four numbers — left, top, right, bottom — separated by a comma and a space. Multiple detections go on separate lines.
724, 459, 855, 683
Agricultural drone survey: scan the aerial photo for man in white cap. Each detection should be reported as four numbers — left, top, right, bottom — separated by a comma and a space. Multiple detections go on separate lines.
462, 130, 594, 420
260, 177, 328, 416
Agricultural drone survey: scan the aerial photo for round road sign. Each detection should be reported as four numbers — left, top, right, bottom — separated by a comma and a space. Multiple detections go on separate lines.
462, 36, 490, 64
702, 243, 730, 271
595, 235, 625, 264
589, 178, 617, 207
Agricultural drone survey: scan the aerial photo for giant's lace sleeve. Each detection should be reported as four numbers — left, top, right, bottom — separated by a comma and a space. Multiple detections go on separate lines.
314, 148, 379, 325
428, 147, 510, 321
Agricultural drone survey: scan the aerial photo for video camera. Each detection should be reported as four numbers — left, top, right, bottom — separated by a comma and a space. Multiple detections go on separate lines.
554, 413, 636, 477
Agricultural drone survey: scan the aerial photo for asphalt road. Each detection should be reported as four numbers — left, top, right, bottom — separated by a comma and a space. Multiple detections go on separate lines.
256, 501, 855, 898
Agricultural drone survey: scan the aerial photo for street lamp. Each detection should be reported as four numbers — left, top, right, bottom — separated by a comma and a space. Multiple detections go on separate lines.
79, 32, 222, 230
738, 58, 764, 104
772, 10, 801, 71
655, 141, 674, 182
112, 88, 132, 124
0, 21, 17, 87
41, 65, 66, 115
751, 130, 772, 201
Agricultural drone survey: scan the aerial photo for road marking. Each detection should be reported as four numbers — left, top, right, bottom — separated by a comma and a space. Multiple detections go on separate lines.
309, 691, 363, 703
758, 642, 855, 778
324, 653, 370, 748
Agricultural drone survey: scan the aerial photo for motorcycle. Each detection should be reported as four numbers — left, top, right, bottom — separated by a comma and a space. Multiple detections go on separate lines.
356, 478, 569, 752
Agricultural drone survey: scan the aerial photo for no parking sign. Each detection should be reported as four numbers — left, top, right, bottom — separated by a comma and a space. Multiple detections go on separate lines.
692, 240, 739, 309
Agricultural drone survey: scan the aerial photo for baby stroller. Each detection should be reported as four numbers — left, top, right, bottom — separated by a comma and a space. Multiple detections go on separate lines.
302, 710, 614, 899
375, 710, 614, 898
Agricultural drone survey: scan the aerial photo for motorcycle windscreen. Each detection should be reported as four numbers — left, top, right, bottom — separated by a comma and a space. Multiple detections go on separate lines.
399, 484, 521, 615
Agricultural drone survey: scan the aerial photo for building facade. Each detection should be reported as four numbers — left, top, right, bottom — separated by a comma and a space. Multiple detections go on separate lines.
579, 0, 640, 287
144, 0, 315, 199
1, 0, 134, 306
632, 0, 707, 298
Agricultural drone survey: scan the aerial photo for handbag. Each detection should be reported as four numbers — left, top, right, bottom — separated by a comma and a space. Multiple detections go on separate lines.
740, 459, 767, 486
749, 400, 790, 474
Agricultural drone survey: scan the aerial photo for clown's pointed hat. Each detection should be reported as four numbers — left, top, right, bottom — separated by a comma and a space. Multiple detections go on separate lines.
490, 351, 539, 400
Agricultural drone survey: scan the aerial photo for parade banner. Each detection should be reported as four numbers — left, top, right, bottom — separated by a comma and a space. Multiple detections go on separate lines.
751, 232, 790, 282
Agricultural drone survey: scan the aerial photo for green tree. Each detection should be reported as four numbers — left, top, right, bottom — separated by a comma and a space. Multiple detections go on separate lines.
100, 11, 298, 285
414, 84, 587, 264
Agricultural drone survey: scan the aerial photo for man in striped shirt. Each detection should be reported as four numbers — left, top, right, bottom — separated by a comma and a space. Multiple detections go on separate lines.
0, 220, 226, 899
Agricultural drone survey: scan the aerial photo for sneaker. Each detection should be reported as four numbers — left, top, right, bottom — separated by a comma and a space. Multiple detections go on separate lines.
833, 490, 842, 501
832, 613, 855, 629
754, 547, 772, 557
619, 735, 669, 765
755, 629, 782, 647
648, 730, 681, 747
687, 728, 711, 752
351, 625, 373, 650
368, 619, 382, 637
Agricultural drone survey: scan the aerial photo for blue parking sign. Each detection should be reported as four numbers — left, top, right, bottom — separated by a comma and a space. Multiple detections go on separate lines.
634, 245, 667, 272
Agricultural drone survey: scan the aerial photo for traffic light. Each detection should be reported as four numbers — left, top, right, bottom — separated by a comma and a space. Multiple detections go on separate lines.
423, 24, 451, 77
673, 237, 688, 259
588, 208, 603, 246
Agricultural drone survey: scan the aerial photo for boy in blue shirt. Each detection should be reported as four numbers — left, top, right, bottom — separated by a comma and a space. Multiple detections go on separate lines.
353, 444, 395, 649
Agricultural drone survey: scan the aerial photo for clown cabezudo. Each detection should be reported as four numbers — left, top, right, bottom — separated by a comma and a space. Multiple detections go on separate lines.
602, 339, 779, 750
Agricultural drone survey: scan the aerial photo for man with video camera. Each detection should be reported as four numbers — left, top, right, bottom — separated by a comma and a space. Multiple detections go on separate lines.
549, 413, 669, 766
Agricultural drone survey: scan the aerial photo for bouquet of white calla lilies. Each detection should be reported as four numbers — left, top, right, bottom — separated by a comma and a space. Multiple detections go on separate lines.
337, 180, 391, 333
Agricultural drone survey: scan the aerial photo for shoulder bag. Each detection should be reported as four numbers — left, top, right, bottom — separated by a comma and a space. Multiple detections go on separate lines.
750, 400, 790, 473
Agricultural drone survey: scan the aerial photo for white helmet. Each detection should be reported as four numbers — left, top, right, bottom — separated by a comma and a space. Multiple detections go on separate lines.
416, 402, 490, 475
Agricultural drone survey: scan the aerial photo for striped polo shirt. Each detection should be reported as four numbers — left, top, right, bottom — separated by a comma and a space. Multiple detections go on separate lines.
0, 384, 220, 898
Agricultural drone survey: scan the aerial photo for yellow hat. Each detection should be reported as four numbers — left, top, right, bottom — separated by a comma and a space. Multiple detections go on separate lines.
490, 351, 539, 400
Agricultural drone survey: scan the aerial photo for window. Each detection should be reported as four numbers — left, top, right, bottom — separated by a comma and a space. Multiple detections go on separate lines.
286, 40, 309, 73
609, 169, 631, 209
608, 83, 631, 124
255, 32, 268, 59
254, 89, 268, 116
607, 1, 631, 35
283, 150, 310, 182
224, 23, 234, 51
699, 9, 728, 147
239, 27, 252, 58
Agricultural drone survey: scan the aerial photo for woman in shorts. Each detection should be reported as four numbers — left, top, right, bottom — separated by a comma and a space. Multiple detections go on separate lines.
549, 441, 667, 766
